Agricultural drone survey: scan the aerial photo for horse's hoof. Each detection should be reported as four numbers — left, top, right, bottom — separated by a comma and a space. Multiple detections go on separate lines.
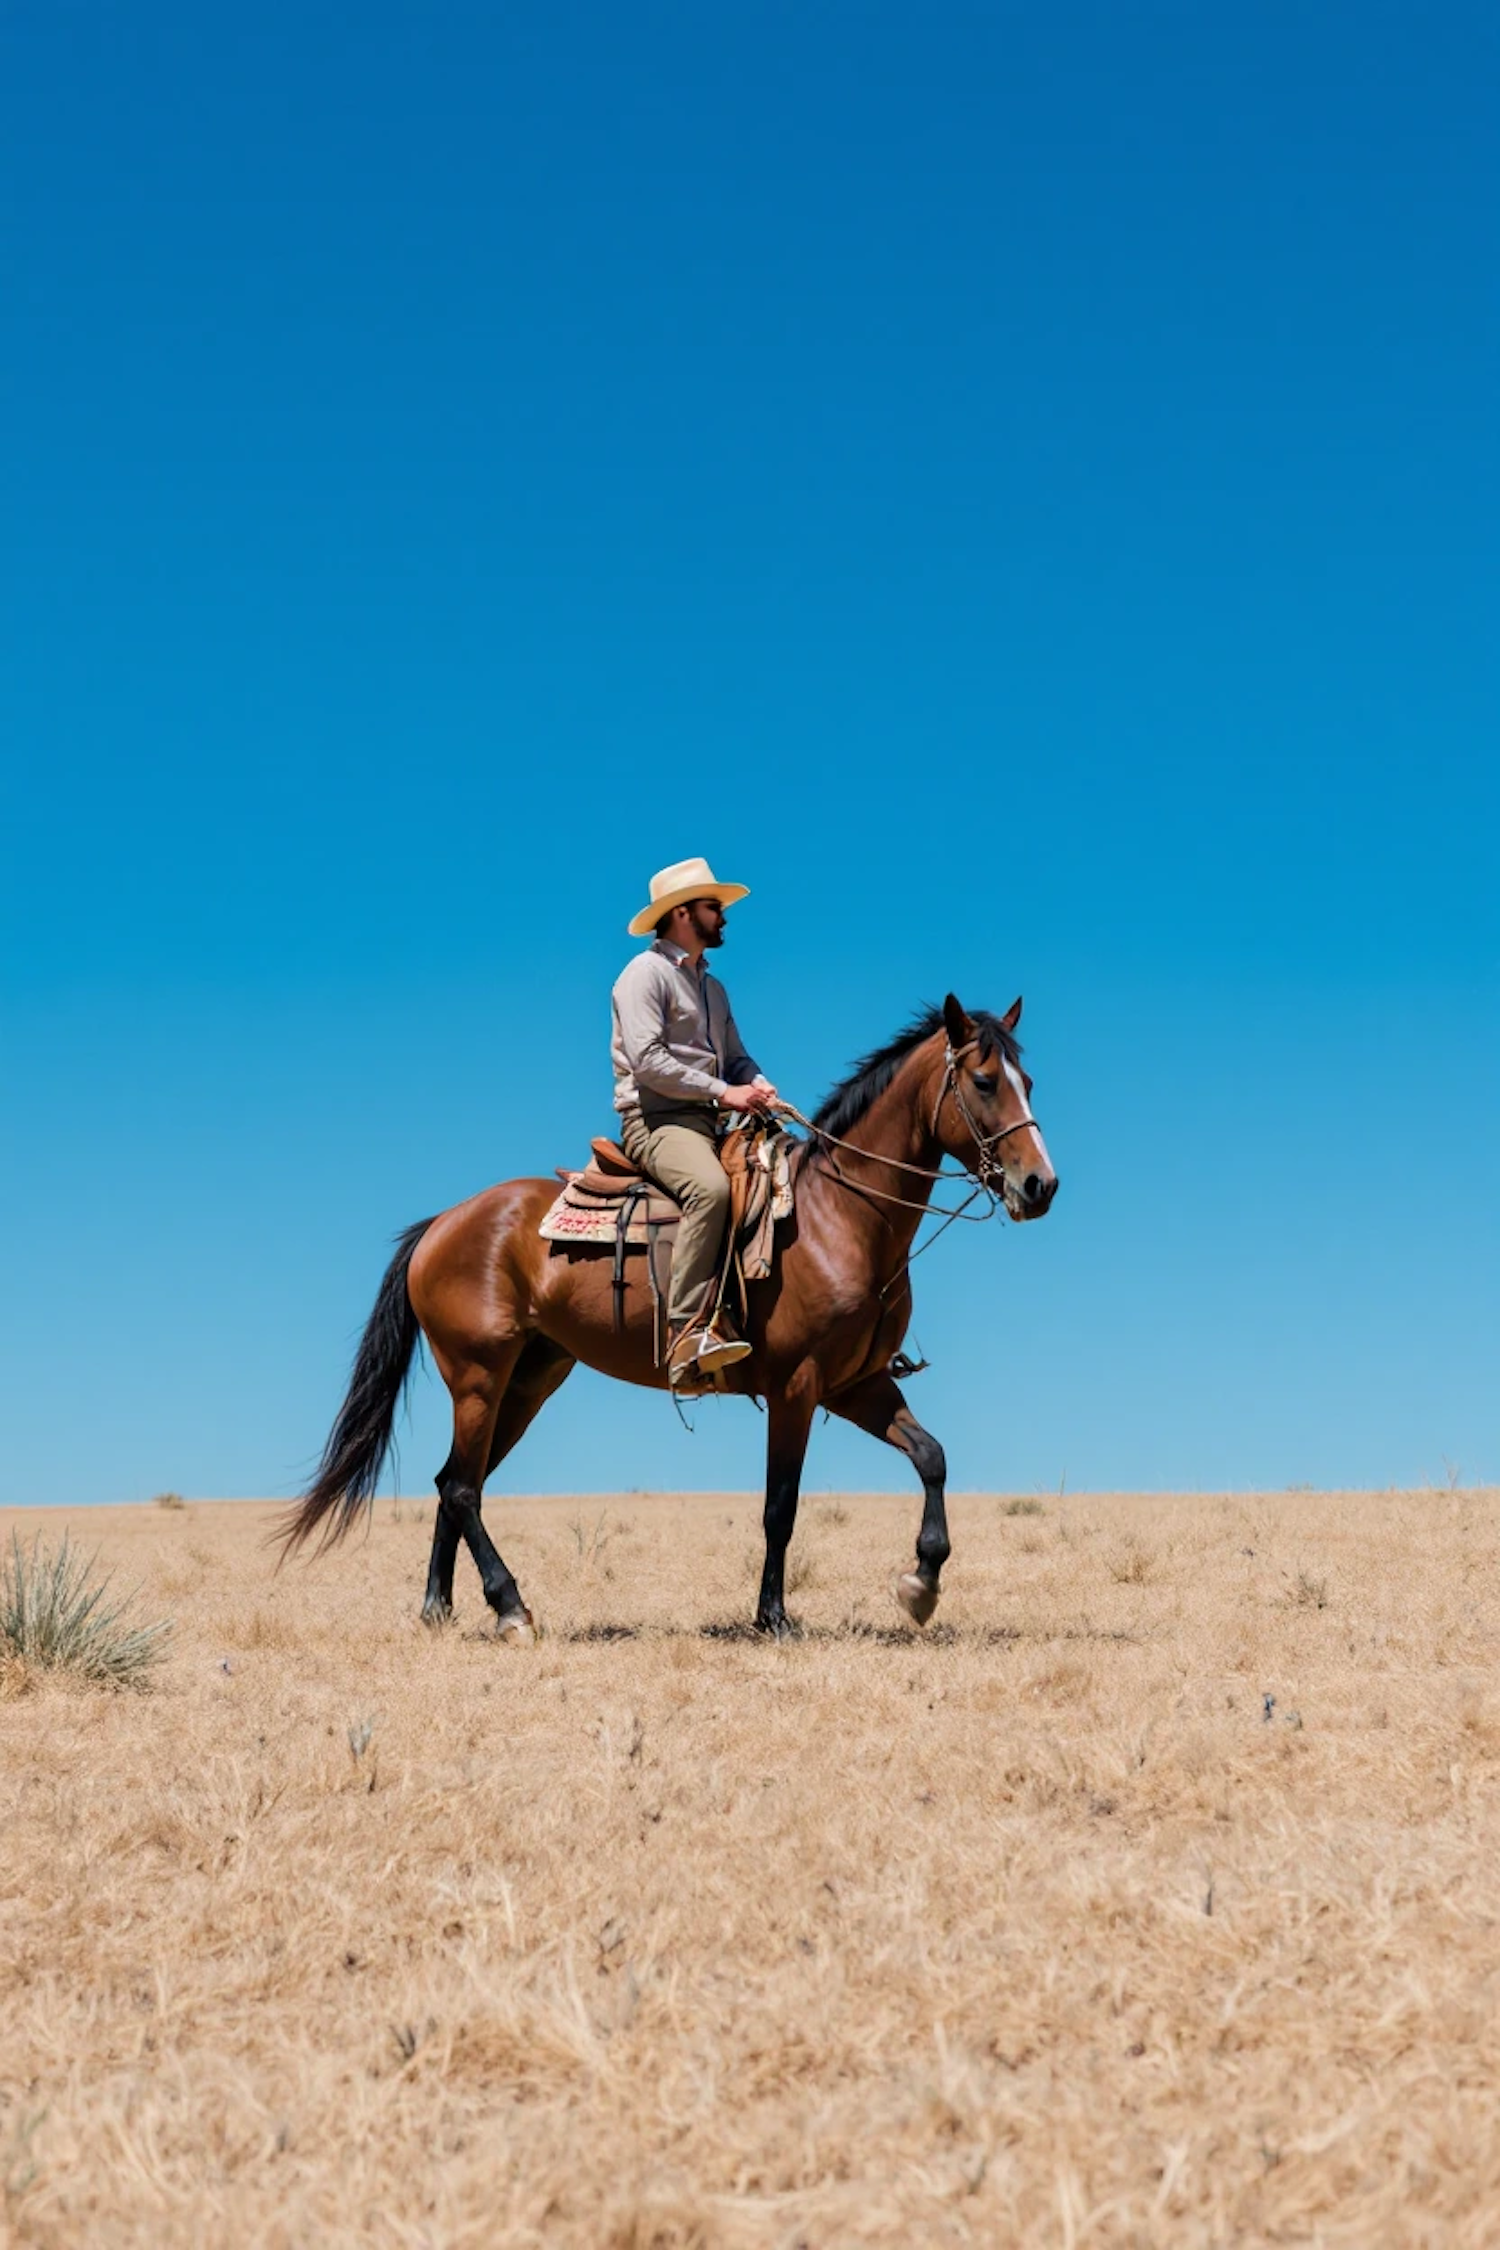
420, 1599, 453, 1630
495, 1606, 537, 1647
755, 1610, 800, 1641
896, 1572, 940, 1627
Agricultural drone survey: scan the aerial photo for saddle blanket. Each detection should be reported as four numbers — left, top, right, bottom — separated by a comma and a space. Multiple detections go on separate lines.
538, 1127, 795, 1281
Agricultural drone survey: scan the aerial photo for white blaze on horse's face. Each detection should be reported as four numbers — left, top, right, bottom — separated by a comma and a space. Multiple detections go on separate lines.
995, 1052, 1057, 1221
1002, 1056, 1054, 1171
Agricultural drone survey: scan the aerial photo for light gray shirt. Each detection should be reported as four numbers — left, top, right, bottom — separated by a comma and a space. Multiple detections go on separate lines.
611, 939, 763, 1115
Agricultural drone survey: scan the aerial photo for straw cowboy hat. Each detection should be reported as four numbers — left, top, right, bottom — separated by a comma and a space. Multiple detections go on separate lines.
627, 856, 750, 938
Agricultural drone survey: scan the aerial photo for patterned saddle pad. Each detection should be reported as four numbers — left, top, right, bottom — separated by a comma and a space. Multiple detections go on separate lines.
538, 1123, 795, 1280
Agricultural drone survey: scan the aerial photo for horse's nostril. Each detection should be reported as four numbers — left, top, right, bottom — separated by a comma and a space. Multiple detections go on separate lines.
1023, 1173, 1045, 1205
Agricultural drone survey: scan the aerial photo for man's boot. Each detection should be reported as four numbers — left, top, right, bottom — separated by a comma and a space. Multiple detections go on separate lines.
696, 1316, 752, 1374
666, 1323, 712, 1391
666, 1319, 750, 1387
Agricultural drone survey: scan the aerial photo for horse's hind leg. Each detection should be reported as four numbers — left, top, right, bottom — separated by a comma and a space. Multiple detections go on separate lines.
827, 1371, 950, 1627
462, 1340, 579, 1639
485, 1337, 576, 1478
422, 1501, 464, 1624
422, 1342, 535, 1641
422, 1336, 577, 1635
421, 1361, 503, 1626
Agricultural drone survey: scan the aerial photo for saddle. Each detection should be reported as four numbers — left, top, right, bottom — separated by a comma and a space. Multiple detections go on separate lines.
537, 1118, 797, 1355
564, 1136, 684, 1221
563, 1131, 758, 1217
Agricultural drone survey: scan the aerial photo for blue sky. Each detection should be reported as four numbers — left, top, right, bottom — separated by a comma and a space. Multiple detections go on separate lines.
3, 3, 1495, 1506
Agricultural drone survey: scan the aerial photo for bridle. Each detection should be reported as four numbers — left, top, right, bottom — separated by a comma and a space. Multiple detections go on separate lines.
775, 1036, 1046, 1290
931, 1036, 1042, 1194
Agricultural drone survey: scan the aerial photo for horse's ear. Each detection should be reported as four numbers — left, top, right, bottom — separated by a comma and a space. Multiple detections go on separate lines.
999, 995, 1023, 1033
942, 994, 973, 1049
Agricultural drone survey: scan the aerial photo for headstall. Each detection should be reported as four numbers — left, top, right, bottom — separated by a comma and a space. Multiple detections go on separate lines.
777, 1037, 1046, 1246
930, 1037, 1042, 1194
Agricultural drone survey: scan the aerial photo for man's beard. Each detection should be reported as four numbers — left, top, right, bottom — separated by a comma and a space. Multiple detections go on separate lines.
695, 910, 725, 948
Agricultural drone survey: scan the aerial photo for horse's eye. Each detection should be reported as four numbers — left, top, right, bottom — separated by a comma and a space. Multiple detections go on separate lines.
971, 1074, 997, 1096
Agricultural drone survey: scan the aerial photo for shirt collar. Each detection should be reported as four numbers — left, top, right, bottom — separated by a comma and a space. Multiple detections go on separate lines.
653, 937, 703, 975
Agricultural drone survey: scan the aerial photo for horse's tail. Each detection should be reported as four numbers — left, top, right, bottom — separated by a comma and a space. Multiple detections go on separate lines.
277, 1217, 435, 1559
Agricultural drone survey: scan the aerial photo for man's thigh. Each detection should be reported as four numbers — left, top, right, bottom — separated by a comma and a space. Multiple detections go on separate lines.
626, 1113, 727, 1205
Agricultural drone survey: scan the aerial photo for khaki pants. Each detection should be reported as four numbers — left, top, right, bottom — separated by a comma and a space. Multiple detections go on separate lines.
620, 1105, 730, 1329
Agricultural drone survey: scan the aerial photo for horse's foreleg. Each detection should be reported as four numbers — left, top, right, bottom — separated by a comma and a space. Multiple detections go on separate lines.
827, 1370, 950, 1627
756, 1376, 818, 1638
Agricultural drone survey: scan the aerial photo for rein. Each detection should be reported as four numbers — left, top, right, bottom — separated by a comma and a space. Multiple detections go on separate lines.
777, 1038, 1046, 1295
779, 1040, 1039, 1209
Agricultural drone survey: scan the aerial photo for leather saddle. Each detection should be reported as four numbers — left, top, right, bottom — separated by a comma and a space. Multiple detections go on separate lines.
540, 1120, 796, 1359
556, 1132, 762, 1236
557, 1136, 678, 1218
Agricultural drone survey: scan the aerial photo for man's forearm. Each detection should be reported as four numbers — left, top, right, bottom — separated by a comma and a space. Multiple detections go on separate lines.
630, 1040, 727, 1102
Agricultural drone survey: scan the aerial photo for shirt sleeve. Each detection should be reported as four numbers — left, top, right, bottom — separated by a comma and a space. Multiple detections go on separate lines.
615, 958, 728, 1101
720, 1005, 762, 1087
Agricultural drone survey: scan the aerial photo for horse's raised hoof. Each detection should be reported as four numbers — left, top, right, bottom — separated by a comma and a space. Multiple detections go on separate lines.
420, 1598, 453, 1630
494, 1606, 537, 1648
896, 1572, 940, 1627
755, 1609, 800, 1642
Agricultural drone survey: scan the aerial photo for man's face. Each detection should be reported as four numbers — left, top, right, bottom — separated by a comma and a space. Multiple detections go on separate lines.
686, 898, 727, 948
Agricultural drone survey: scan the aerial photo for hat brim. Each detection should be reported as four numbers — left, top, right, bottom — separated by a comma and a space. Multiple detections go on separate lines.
627, 881, 750, 938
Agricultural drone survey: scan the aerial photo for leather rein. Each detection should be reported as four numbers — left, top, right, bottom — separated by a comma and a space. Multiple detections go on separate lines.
776, 1038, 1044, 1288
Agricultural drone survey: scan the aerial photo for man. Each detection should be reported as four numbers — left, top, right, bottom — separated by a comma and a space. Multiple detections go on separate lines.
612, 856, 779, 1386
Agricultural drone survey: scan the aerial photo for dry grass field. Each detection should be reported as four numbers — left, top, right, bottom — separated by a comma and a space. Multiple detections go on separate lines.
4, 1484, 1500, 2248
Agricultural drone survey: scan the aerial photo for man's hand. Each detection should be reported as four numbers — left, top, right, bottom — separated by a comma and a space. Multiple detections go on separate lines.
720, 1083, 776, 1115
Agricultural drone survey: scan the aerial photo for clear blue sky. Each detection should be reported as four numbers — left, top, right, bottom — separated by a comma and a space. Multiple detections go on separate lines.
3, 3, 1495, 1506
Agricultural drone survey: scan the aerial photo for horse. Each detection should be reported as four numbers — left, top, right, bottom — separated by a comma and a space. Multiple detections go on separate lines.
279, 993, 1058, 1637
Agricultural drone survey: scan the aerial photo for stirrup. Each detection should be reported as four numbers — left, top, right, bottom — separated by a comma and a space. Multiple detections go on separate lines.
667, 1325, 714, 1392
696, 1322, 751, 1374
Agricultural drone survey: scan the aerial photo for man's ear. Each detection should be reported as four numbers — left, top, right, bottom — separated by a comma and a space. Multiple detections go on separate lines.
942, 994, 974, 1049
999, 995, 1023, 1033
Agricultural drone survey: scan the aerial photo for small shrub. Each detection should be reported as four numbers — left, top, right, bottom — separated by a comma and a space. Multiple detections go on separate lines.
1291, 1569, 1329, 1611
0, 1533, 172, 1685
347, 1714, 380, 1790
1003, 1499, 1045, 1517
570, 1511, 613, 1567
1108, 1542, 1155, 1585
152, 1491, 187, 1511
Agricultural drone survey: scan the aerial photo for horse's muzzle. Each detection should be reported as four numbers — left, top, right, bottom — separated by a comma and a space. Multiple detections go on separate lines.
1010, 1169, 1057, 1220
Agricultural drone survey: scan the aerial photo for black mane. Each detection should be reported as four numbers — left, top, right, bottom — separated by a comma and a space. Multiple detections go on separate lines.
809, 1005, 1022, 1144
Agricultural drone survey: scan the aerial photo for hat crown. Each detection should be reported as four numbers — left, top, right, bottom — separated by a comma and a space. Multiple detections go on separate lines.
649, 856, 718, 904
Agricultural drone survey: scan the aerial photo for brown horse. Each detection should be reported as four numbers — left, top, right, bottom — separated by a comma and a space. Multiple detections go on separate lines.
280, 994, 1057, 1637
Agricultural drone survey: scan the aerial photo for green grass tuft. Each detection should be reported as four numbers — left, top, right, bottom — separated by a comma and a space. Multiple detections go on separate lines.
0, 1533, 172, 1685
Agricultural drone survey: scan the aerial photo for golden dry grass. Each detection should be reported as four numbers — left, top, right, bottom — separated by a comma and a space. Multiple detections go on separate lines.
4, 1484, 1500, 2247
